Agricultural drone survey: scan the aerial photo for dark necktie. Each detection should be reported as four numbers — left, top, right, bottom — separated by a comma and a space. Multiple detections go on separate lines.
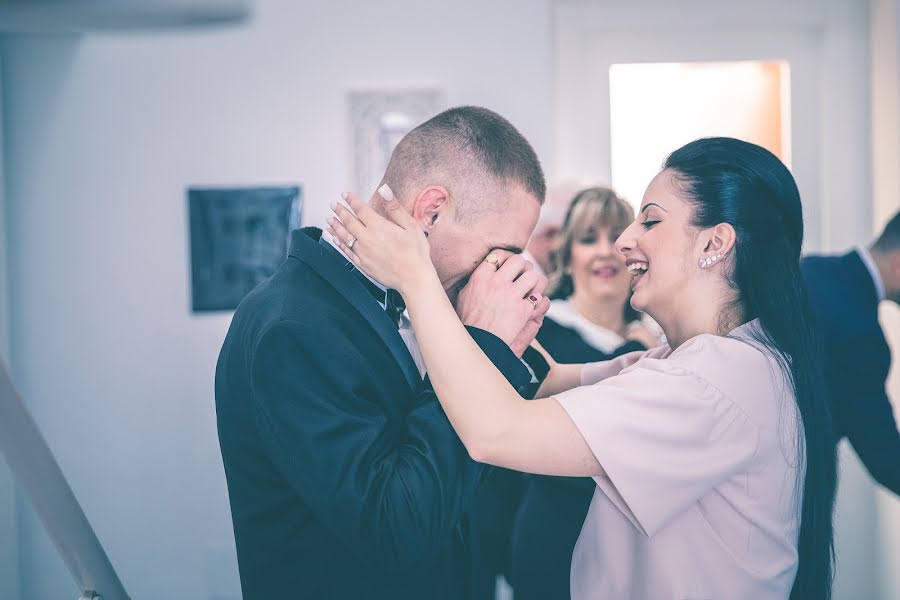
318, 236, 405, 328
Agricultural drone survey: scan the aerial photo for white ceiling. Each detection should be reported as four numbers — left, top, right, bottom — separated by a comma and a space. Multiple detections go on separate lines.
0, 0, 252, 33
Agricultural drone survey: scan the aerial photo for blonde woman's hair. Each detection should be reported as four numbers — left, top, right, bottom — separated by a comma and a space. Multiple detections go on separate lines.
547, 186, 640, 321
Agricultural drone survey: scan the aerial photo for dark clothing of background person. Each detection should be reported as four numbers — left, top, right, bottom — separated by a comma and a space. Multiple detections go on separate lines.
802, 250, 900, 495
504, 316, 645, 600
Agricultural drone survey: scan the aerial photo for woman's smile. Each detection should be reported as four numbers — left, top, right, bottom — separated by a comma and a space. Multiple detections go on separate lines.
625, 259, 649, 289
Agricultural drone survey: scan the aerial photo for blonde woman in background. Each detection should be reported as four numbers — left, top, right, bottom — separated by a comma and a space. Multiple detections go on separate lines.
543, 187, 661, 360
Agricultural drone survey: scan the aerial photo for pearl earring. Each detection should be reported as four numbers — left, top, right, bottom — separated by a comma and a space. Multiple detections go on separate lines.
699, 253, 724, 269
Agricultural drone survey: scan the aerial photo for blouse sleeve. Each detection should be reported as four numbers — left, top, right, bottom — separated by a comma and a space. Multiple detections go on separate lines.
557, 358, 760, 537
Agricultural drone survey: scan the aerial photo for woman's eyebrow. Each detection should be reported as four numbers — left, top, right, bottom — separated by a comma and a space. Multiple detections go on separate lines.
640, 202, 668, 213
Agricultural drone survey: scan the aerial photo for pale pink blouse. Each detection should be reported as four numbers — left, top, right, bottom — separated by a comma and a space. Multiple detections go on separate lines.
555, 320, 802, 600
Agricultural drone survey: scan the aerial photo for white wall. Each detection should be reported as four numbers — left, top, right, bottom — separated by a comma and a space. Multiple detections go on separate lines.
0, 1, 553, 597
0, 60, 9, 365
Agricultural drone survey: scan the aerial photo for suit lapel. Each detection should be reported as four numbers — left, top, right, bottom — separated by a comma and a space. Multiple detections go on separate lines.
288, 229, 421, 392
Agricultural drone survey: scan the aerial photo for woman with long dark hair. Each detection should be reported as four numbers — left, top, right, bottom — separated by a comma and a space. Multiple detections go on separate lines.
328, 137, 836, 599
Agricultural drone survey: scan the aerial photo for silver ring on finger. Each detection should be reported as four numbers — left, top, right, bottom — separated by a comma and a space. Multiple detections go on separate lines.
528, 294, 539, 309
347, 237, 357, 250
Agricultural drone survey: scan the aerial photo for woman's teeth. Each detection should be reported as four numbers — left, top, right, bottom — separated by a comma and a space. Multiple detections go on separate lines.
627, 262, 649, 276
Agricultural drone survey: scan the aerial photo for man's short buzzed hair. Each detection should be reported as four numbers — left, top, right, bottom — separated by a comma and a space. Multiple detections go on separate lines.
873, 210, 900, 253
382, 106, 545, 219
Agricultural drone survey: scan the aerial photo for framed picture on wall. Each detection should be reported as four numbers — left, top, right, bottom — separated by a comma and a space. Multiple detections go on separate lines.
348, 89, 445, 197
188, 185, 302, 312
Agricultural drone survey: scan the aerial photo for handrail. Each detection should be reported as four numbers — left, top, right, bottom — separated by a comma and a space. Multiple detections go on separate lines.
0, 360, 129, 600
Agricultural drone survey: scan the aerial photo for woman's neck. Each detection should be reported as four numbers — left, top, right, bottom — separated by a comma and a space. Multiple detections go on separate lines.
570, 291, 627, 336
656, 295, 744, 349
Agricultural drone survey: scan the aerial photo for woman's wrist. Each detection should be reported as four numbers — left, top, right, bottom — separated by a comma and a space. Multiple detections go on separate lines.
536, 362, 584, 398
400, 263, 443, 304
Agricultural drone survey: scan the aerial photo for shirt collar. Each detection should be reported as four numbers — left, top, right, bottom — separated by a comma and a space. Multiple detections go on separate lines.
546, 299, 627, 354
856, 246, 886, 302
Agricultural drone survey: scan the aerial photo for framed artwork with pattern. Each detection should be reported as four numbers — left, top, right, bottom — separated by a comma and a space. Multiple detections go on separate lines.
188, 185, 301, 312
348, 89, 445, 197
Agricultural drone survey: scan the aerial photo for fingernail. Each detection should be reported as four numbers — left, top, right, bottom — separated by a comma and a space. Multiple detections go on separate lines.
341, 192, 349, 201
377, 184, 395, 202
326, 216, 334, 225
330, 201, 337, 211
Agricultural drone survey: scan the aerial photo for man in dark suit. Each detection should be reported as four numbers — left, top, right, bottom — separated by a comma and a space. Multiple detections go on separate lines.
801, 210, 900, 495
215, 106, 549, 599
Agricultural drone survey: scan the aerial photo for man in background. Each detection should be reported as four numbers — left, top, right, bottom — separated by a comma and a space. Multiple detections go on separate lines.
802, 210, 900, 495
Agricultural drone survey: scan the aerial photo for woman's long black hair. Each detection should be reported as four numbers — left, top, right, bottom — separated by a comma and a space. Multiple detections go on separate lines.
665, 138, 836, 600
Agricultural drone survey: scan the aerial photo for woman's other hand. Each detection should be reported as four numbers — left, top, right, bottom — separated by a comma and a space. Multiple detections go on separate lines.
455, 253, 550, 356
327, 187, 432, 295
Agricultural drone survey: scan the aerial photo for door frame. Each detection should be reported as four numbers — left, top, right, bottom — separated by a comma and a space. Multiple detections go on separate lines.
553, 0, 872, 252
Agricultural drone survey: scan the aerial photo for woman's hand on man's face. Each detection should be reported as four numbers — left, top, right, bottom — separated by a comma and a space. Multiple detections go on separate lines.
455, 252, 550, 357
328, 187, 550, 356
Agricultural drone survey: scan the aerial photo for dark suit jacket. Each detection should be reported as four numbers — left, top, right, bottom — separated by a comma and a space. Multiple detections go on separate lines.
215, 228, 532, 599
802, 250, 900, 495
508, 316, 645, 600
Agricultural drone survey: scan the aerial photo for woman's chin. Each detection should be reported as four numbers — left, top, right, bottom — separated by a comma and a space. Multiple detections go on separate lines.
630, 290, 649, 313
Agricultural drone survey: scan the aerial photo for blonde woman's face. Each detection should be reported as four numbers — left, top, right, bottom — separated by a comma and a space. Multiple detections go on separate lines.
569, 224, 632, 305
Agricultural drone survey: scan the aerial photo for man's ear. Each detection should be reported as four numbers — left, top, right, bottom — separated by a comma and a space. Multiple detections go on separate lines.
701, 222, 737, 256
889, 250, 900, 284
411, 186, 452, 233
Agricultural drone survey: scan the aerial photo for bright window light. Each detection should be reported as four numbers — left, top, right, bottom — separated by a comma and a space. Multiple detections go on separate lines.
609, 61, 791, 210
